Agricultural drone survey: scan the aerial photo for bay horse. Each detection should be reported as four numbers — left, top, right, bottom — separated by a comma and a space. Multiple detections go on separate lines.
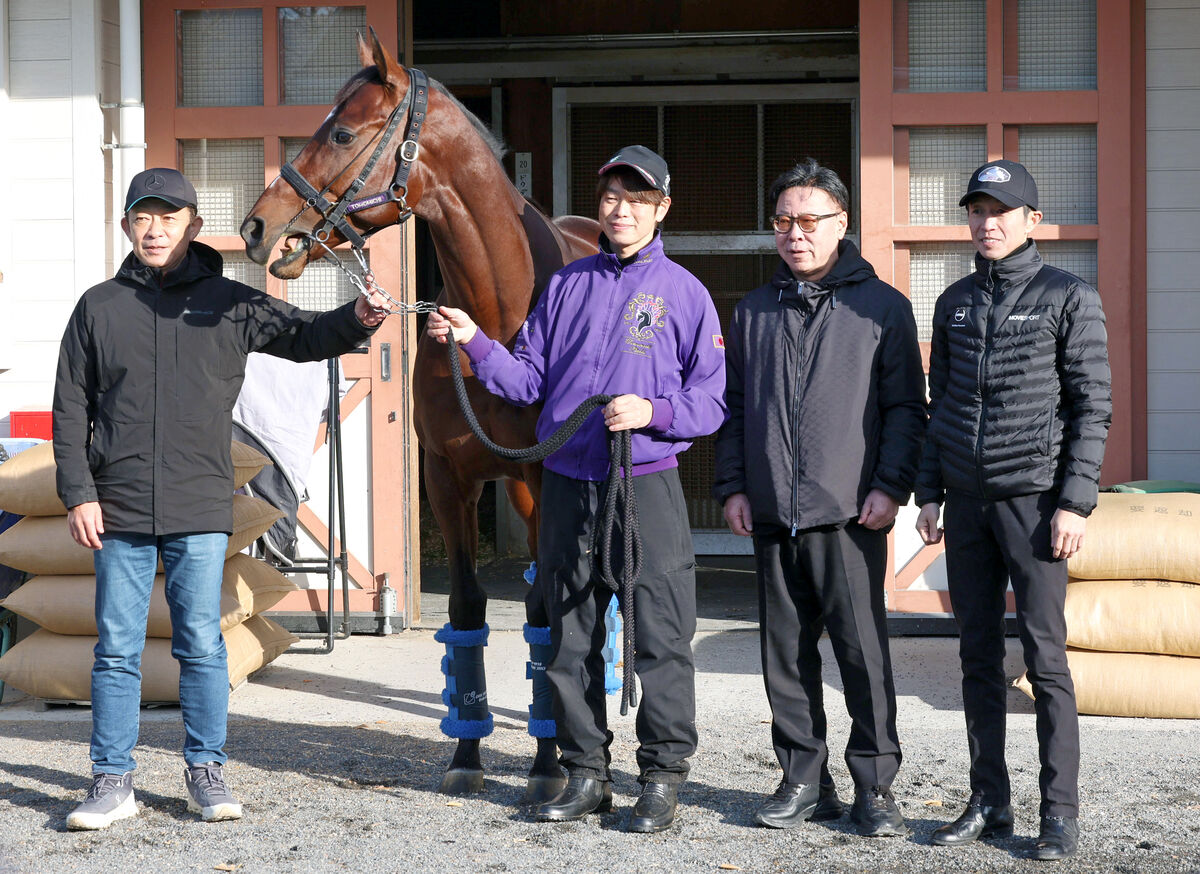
240, 31, 599, 800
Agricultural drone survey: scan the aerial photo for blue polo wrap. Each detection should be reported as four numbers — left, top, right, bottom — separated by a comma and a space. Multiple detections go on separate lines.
434, 622, 493, 739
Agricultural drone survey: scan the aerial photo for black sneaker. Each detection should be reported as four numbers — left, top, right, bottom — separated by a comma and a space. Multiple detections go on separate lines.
66, 772, 137, 830
185, 762, 243, 822
850, 786, 907, 837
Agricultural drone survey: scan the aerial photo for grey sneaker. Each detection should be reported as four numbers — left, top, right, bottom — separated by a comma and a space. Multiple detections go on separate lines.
185, 762, 243, 822
66, 772, 137, 830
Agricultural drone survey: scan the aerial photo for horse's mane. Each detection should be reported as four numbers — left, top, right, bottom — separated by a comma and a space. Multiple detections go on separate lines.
334, 68, 508, 166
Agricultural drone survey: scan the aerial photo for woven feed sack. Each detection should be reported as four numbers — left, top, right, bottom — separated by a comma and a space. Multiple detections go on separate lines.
0, 441, 270, 517
224, 614, 298, 690
0, 554, 297, 638
0, 495, 282, 576
1068, 492, 1200, 583
1065, 578, 1200, 657
1013, 649, 1200, 719
0, 616, 299, 702
0, 442, 64, 516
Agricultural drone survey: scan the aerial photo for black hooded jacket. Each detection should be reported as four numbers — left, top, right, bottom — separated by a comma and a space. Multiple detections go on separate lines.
713, 240, 926, 533
53, 242, 376, 535
913, 240, 1111, 515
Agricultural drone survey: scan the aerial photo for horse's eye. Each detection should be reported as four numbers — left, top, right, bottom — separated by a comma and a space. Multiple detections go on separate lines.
332, 129, 355, 146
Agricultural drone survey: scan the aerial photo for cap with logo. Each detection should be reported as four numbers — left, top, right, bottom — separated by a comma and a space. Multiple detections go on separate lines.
959, 159, 1038, 210
598, 145, 670, 197
124, 167, 199, 213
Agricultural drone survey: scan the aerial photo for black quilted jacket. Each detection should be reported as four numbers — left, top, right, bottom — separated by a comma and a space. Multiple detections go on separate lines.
713, 241, 926, 533
913, 240, 1111, 515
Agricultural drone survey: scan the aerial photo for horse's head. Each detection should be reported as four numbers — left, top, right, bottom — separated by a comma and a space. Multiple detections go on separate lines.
240, 29, 427, 279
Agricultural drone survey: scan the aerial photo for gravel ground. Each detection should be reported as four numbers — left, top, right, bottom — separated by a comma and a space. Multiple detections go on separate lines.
1, 626, 1199, 874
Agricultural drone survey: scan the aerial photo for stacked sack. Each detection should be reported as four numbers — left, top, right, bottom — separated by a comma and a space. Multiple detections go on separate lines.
1014, 490, 1200, 718
0, 441, 300, 703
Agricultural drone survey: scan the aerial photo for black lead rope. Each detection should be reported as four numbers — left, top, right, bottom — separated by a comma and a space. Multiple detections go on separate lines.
443, 336, 643, 715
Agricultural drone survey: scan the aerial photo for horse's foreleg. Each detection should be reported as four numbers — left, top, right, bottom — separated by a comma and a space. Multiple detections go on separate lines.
426, 451, 489, 795
509, 470, 565, 803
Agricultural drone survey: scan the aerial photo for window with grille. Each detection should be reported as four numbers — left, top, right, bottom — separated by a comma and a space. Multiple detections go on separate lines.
284, 258, 362, 311
908, 244, 976, 342
1037, 240, 1098, 287
178, 9, 263, 107
1011, 0, 1096, 91
908, 127, 987, 224
180, 139, 265, 236
569, 106, 658, 220
279, 6, 367, 105
897, 0, 987, 93
220, 252, 268, 292
1018, 125, 1097, 224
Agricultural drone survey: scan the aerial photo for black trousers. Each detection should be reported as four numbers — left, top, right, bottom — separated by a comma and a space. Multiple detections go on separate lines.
753, 522, 901, 790
943, 490, 1079, 818
531, 467, 697, 784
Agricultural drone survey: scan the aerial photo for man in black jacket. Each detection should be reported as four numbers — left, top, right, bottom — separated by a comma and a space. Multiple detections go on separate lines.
54, 168, 386, 831
713, 159, 925, 838
914, 160, 1111, 861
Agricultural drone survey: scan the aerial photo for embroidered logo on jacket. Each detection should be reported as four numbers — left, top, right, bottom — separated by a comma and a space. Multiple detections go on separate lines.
953, 307, 968, 324
624, 293, 668, 356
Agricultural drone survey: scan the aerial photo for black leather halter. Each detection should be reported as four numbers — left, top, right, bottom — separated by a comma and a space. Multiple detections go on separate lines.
279, 67, 429, 250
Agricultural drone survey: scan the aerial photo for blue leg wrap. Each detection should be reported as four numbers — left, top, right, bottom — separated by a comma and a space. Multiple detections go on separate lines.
435, 622, 493, 739
603, 594, 623, 696
523, 623, 556, 738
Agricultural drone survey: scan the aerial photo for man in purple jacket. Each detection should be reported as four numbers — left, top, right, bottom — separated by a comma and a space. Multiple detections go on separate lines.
428, 145, 726, 833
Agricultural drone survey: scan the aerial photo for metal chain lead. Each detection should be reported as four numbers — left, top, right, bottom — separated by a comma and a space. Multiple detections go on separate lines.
308, 235, 437, 315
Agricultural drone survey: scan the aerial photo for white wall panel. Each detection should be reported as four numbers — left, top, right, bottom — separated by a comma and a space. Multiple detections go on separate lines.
1146, 2, 1200, 481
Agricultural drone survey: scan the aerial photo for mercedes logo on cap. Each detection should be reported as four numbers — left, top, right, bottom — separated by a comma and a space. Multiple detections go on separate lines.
146, 174, 165, 189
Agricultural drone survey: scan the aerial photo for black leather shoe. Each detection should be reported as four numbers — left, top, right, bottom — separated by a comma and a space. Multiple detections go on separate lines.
813, 774, 845, 822
627, 782, 678, 833
850, 786, 907, 837
1033, 815, 1079, 861
534, 775, 613, 822
754, 781, 819, 828
931, 794, 1014, 845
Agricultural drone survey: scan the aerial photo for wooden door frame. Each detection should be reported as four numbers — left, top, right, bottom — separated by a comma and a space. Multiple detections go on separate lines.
142, 0, 420, 625
860, 0, 1145, 613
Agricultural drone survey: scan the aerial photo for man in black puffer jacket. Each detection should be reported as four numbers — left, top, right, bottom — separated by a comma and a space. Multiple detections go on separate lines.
915, 160, 1111, 862
714, 159, 926, 838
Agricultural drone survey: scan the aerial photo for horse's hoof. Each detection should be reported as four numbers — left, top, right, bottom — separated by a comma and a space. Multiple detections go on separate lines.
522, 773, 567, 805
439, 768, 485, 795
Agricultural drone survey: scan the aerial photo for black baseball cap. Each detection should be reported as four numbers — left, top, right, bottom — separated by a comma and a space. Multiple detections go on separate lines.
124, 168, 198, 213
959, 159, 1038, 210
598, 145, 670, 196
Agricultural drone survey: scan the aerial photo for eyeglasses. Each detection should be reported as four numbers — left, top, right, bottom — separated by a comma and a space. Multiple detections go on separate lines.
771, 212, 842, 234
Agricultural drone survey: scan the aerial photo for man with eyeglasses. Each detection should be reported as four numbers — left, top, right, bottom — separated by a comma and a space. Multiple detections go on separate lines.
915, 160, 1111, 861
714, 158, 925, 837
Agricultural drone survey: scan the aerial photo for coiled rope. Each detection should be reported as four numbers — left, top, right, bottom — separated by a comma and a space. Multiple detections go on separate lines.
443, 335, 643, 715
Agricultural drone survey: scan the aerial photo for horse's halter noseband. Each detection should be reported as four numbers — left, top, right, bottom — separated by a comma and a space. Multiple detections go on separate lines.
277, 67, 433, 311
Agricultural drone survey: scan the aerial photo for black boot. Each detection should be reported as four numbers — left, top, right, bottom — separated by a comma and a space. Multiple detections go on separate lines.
534, 775, 612, 822
931, 793, 1014, 845
628, 782, 678, 833
1033, 816, 1079, 861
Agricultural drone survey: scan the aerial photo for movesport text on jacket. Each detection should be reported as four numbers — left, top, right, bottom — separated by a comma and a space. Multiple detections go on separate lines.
913, 240, 1111, 515
712, 241, 926, 532
460, 233, 727, 481
54, 242, 377, 535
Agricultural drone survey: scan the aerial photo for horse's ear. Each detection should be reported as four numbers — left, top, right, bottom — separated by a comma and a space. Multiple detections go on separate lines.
366, 25, 400, 88
356, 31, 373, 69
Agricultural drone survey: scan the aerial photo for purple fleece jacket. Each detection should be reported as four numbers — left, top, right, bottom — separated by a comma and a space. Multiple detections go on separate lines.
461, 233, 727, 482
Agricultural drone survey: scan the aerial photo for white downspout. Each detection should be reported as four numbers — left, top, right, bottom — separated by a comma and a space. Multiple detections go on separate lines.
115, 0, 144, 256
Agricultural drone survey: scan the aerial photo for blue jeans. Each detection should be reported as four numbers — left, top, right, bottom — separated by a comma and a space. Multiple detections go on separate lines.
91, 532, 229, 774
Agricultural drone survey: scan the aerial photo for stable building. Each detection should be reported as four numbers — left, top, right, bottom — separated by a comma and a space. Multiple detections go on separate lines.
0, 0, 1191, 626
